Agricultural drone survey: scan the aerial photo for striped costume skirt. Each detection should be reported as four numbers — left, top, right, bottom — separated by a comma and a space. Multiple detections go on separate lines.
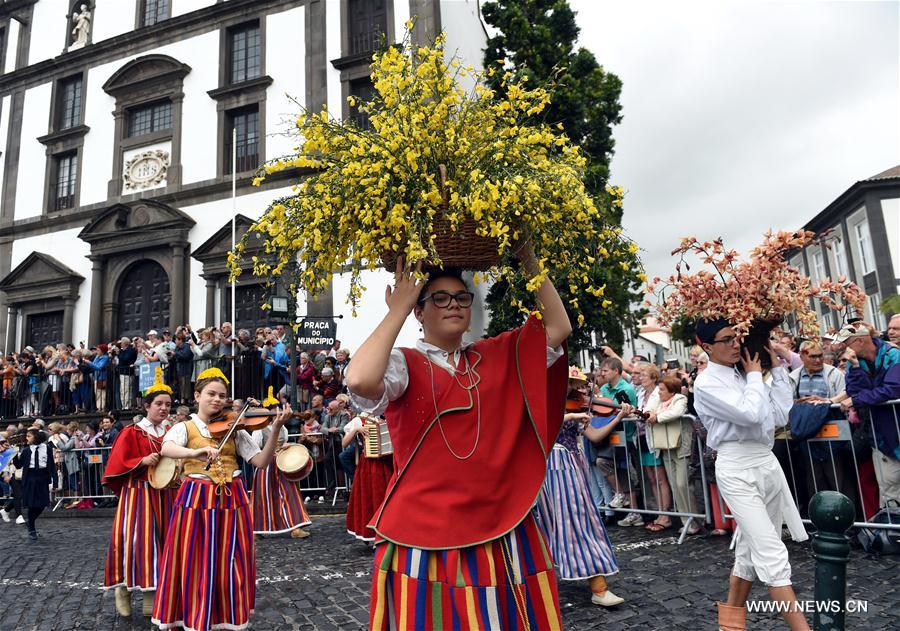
251, 462, 311, 534
346, 455, 393, 542
104, 478, 175, 591
534, 445, 619, 580
370, 514, 562, 630
152, 477, 255, 631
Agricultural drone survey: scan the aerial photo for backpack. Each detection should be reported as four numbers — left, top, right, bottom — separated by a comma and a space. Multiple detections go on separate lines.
856, 503, 900, 555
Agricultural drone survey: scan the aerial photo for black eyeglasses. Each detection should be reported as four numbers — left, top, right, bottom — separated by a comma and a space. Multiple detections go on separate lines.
418, 291, 475, 309
710, 335, 739, 346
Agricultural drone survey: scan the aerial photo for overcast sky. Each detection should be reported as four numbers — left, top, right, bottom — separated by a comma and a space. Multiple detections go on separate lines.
570, 0, 899, 283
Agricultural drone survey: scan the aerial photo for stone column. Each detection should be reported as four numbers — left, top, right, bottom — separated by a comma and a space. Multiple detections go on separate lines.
170, 244, 186, 329
5, 306, 17, 354
203, 275, 217, 328
62, 298, 75, 345
88, 257, 104, 345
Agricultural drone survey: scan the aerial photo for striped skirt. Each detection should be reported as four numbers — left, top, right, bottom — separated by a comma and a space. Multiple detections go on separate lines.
251, 462, 311, 534
346, 455, 393, 542
152, 477, 255, 631
370, 514, 562, 631
534, 445, 619, 580
104, 478, 175, 591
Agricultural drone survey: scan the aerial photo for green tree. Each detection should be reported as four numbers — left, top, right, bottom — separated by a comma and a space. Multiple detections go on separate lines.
481, 0, 644, 355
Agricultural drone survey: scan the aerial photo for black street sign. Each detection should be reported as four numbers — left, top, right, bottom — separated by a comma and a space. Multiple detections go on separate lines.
297, 318, 337, 351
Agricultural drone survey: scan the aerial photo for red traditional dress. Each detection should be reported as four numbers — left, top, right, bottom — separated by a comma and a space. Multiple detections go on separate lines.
250, 425, 311, 534
344, 415, 394, 542
152, 415, 260, 631
102, 417, 175, 592
350, 314, 568, 630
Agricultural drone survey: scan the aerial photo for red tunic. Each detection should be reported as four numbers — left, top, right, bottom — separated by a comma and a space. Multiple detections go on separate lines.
372, 314, 567, 549
102, 422, 167, 495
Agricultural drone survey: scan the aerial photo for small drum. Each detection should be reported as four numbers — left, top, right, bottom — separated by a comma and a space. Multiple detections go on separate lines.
149, 456, 182, 490
276, 444, 314, 481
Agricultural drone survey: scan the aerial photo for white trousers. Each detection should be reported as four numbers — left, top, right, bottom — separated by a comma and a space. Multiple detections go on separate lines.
715, 442, 806, 587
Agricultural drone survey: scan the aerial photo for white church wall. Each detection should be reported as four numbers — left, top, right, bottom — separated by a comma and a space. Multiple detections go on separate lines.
15, 83, 53, 220
265, 6, 305, 161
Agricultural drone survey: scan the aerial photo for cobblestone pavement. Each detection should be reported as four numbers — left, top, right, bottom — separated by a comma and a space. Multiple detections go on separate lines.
1, 514, 896, 630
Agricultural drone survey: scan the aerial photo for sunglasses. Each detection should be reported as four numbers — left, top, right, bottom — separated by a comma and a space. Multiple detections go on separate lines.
418, 291, 475, 309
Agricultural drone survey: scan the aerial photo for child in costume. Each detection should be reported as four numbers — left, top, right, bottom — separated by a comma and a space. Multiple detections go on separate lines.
152, 368, 291, 631
102, 368, 175, 617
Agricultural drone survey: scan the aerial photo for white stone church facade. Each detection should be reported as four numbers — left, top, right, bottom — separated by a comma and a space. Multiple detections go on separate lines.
0, 0, 487, 353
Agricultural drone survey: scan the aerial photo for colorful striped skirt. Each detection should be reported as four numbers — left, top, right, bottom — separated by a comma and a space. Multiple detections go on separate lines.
152, 477, 255, 631
104, 477, 175, 591
251, 462, 311, 534
370, 514, 562, 631
346, 455, 393, 542
534, 445, 619, 580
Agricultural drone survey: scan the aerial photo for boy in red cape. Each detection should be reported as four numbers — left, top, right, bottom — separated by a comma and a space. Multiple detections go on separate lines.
346, 248, 570, 631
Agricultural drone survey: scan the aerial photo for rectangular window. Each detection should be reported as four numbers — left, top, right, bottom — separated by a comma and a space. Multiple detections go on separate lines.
868, 292, 883, 329
812, 250, 826, 280
348, 0, 388, 55
54, 152, 78, 211
228, 22, 261, 84
832, 239, 847, 276
348, 77, 375, 130
127, 101, 172, 137
226, 106, 259, 173
141, 0, 169, 27
58, 75, 83, 130
854, 218, 875, 274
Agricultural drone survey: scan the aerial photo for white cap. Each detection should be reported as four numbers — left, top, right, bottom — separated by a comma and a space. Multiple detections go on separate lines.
832, 322, 872, 344
147, 329, 158, 337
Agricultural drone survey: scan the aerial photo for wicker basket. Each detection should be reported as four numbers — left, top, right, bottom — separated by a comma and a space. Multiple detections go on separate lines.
381, 164, 501, 271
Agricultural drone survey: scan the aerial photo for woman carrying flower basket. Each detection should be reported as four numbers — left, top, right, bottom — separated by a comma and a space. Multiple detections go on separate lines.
345, 254, 570, 631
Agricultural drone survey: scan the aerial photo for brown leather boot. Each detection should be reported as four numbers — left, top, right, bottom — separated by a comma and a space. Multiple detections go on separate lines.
717, 602, 746, 631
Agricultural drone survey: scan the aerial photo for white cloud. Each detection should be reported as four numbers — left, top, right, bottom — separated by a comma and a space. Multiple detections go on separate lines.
570, 0, 900, 282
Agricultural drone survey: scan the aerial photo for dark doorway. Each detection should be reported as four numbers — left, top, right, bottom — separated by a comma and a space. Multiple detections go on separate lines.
27, 311, 64, 349
118, 260, 170, 339
224, 283, 270, 333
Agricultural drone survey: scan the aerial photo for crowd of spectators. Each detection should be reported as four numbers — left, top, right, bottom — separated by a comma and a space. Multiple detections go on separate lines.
0, 323, 352, 420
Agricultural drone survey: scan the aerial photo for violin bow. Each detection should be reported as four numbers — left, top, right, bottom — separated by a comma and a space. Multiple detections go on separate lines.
204, 401, 252, 471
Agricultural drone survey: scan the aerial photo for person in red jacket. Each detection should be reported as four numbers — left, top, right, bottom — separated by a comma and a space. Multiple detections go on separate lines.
346, 250, 571, 631
102, 369, 175, 617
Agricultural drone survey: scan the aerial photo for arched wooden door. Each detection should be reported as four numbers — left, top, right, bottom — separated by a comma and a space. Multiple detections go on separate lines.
118, 260, 170, 339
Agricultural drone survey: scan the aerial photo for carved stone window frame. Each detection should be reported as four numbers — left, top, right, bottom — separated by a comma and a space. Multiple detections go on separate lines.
37, 69, 89, 215
101, 54, 191, 198
209, 17, 271, 179
135, 0, 172, 30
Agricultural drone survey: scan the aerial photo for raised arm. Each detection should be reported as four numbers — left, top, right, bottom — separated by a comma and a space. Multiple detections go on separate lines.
517, 244, 572, 349
344, 259, 426, 400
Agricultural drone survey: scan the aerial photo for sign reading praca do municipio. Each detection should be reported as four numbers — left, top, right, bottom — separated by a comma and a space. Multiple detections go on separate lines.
297, 318, 337, 351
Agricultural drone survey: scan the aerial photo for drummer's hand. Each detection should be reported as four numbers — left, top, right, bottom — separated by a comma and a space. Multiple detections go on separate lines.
195, 446, 219, 462
386, 257, 427, 316
273, 403, 292, 427
142, 453, 161, 467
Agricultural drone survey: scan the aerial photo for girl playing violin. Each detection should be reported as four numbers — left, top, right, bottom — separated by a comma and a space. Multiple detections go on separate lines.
152, 368, 291, 631
534, 367, 631, 607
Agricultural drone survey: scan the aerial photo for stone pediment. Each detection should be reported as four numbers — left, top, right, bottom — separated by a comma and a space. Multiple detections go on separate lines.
79, 200, 195, 247
0, 252, 84, 304
102, 54, 191, 97
193, 215, 269, 276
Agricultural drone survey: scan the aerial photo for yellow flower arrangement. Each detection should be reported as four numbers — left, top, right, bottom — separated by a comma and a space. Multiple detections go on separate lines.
230, 26, 633, 318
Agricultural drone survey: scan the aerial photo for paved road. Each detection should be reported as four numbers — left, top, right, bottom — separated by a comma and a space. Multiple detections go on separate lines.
2, 514, 896, 630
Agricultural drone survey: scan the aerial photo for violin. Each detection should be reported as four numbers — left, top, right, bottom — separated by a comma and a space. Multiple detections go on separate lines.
206, 408, 311, 439
565, 392, 650, 419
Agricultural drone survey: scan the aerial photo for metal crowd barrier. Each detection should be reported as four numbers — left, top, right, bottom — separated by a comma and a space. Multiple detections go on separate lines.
586, 413, 712, 544
52, 446, 116, 510
728, 399, 900, 532
284, 431, 350, 507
